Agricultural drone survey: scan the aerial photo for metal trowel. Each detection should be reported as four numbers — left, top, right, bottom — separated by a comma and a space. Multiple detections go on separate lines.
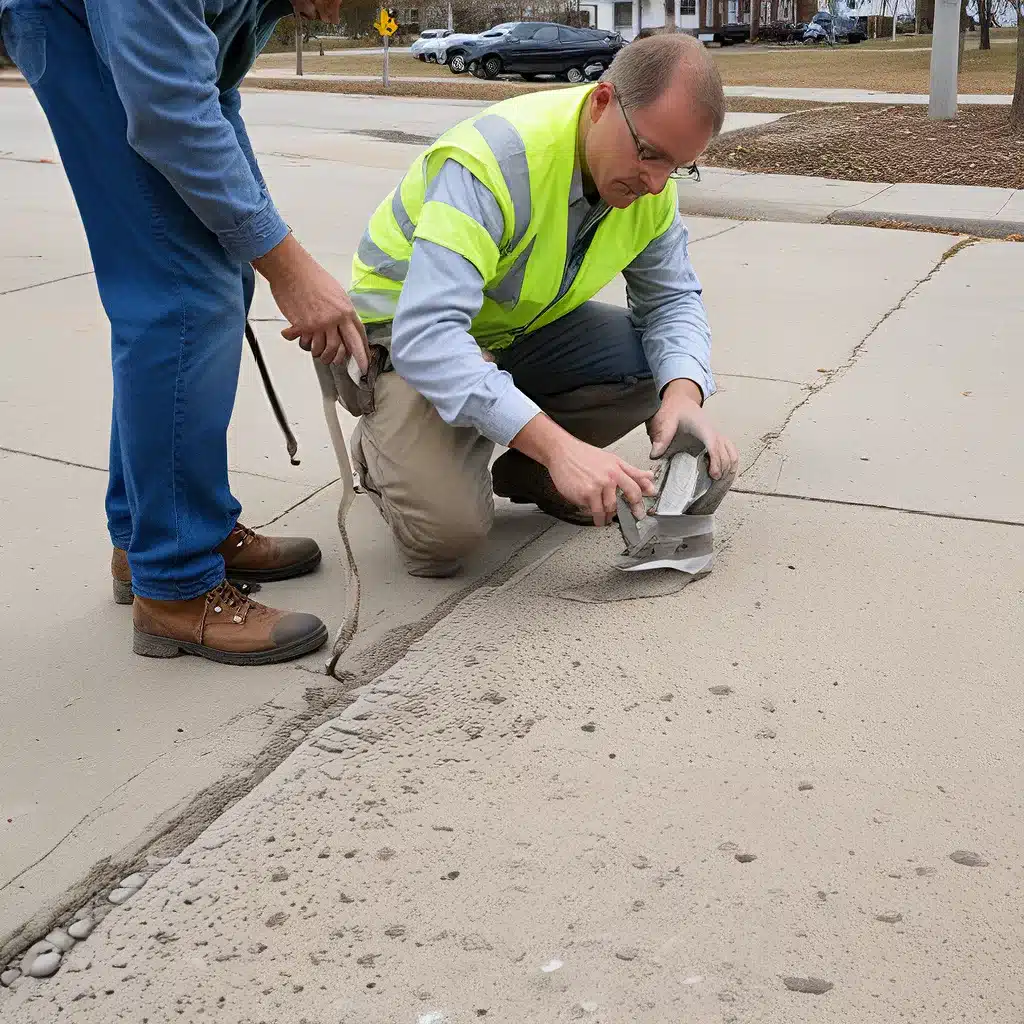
615, 431, 736, 573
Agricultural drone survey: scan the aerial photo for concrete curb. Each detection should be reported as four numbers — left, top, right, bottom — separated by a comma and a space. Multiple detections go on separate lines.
679, 194, 1024, 240
826, 208, 1024, 240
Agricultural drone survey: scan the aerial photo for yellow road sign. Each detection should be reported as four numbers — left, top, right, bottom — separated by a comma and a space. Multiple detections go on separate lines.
373, 9, 398, 36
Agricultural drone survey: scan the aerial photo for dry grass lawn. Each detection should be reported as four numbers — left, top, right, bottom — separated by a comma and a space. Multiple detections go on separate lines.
255, 53, 453, 77
254, 34, 1018, 94
713, 39, 1016, 92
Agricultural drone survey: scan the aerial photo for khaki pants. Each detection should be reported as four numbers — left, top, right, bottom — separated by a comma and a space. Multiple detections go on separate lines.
343, 302, 661, 576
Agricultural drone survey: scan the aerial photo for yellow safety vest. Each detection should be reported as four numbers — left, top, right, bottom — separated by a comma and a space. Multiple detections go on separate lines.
350, 84, 678, 351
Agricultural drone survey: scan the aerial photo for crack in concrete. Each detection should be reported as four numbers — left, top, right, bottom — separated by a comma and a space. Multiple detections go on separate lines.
0, 446, 105, 473
0, 444, 311, 487
254, 477, 341, 529
733, 486, 1024, 530
739, 237, 979, 481
718, 372, 809, 387
687, 223, 743, 246
0, 270, 94, 297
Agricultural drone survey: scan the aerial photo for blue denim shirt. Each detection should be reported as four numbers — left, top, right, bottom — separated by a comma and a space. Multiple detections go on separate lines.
1, 0, 294, 263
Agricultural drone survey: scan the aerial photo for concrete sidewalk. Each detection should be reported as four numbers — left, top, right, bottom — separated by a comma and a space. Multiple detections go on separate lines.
679, 168, 1024, 239
3, 87, 1024, 1024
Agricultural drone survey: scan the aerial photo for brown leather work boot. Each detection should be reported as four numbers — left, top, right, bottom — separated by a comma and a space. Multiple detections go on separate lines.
111, 548, 134, 606
215, 523, 322, 583
132, 581, 327, 665
491, 450, 597, 526
111, 523, 321, 604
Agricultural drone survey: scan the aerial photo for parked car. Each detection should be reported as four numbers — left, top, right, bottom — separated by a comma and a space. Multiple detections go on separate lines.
455, 21, 624, 82
439, 23, 517, 69
411, 28, 452, 61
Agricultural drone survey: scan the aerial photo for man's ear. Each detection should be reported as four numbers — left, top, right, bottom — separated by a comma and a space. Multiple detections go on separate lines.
589, 82, 614, 123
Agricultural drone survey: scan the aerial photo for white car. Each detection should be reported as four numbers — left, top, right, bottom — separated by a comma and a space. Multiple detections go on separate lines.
410, 28, 453, 61
439, 23, 516, 71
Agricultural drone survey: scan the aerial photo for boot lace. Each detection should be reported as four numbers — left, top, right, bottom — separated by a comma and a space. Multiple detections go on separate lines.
206, 581, 252, 624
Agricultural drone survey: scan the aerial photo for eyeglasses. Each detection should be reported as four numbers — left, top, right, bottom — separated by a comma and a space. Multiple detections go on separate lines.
615, 90, 701, 183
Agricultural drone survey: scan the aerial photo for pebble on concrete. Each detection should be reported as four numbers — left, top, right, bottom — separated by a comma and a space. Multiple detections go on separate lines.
119, 872, 146, 890
783, 976, 834, 995
735, 853, 758, 864
67, 919, 95, 941
949, 850, 989, 867
45, 929, 76, 953
108, 887, 135, 905
798, 781, 814, 791
1, 968, 22, 987
27, 952, 63, 979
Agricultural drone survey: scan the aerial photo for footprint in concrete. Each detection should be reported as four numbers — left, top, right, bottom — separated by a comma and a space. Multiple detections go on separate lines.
709, 685, 733, 696
950, 850, 989, 867
556, 570, 697, 604
783, 976, 833, 995
915, 866, 937, 877
875, 912, 903, 924
797, 781, 814, 792
734, 853, 757, 864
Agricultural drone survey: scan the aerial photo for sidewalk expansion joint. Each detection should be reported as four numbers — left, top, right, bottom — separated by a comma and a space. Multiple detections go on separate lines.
733, 487, 1024, 530
739, 237, 978, 481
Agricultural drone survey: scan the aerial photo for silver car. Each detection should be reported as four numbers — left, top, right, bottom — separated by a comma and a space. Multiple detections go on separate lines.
411, 28, 453, 62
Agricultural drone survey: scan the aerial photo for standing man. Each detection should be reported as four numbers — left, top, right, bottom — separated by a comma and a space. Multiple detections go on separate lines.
1, 0, 371, 664
341, 33, 739, 578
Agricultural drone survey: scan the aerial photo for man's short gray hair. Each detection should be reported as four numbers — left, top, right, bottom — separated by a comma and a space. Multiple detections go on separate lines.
601, 33, 726, 137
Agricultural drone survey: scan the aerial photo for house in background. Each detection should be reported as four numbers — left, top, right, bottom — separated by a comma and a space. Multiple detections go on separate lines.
589, 0, 821, 39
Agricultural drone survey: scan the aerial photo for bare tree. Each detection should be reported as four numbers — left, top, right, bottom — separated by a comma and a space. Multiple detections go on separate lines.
977, 0, 991, 47
750, 0, 761, 41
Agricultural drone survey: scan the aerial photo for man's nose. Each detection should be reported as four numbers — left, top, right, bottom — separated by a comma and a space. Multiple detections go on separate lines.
638, 166, 671, 196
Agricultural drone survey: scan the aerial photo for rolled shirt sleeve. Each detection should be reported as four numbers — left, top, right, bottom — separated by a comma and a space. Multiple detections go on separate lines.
85, 0, 289, 264
622, 212, 716, 402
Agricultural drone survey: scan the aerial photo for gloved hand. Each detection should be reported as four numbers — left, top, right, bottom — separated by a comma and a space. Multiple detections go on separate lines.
648, 379, 739, 481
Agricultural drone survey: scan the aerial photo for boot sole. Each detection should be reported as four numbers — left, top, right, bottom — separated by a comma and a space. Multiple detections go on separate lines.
223, 549, 323, 584
133, 623, 328, 666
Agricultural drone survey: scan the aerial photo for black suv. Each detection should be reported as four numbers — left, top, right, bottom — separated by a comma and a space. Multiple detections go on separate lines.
454, 22, 623, 82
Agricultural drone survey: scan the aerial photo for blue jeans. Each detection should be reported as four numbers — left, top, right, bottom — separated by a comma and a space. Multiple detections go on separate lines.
4, 0, 254, 599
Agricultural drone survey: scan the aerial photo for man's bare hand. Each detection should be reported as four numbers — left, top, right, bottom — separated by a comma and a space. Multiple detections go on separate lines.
648, 379, 739, 481
253, 234, 369, 372
291, 0, 342, 22
547, 438, 656, 526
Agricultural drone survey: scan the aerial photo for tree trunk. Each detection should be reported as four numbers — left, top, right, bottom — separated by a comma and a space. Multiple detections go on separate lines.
1011, 8, 1024, 131
978, 0, 990, 49
665, 0, 677, 29
750, 0, 760, 41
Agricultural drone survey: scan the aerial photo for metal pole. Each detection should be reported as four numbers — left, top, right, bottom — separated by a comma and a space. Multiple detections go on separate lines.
295, 14, 303, 76
448, 1, 454, 31
892, 0, 898, 40
383, 32, 390, 88
928, 0, 960, 118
